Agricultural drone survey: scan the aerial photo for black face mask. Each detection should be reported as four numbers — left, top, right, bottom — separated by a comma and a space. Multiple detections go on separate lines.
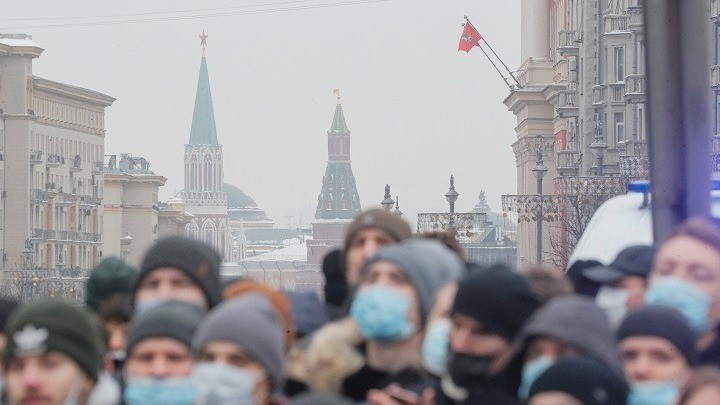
446, 351, 494, 389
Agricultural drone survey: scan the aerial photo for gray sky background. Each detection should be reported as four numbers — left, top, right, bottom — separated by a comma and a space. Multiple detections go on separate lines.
1, 0, 521, 229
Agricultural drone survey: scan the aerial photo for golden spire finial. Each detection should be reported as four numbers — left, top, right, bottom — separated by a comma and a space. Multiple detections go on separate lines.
199, 30, 208, 56
333, 89, 341, 104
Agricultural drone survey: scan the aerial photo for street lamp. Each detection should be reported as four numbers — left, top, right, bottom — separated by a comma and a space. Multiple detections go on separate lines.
381, 184, 395, 211
531, 138, 548, 264
589, 118, 608, 176
445, 175, 459, 213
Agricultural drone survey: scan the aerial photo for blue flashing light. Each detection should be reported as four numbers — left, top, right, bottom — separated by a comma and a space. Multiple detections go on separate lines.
627, 180, 650, 194
712, 178, 720, 191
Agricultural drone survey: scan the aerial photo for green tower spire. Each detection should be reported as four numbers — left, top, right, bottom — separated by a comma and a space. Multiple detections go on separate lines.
330, 102, 349, 133
189, 52, 219, 145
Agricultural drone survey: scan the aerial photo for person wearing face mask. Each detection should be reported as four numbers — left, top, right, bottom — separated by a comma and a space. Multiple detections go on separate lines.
3, 298, 112, 405
438, 265, 541, 404
616, 305, 698, 405
643, 218, 720, 367
583, 245, 656, 328
133, 236, 222, 314
503, 295, 623, 402
339, 239, 463, 402
123, 301, 203, 405
192, 293, 286, 405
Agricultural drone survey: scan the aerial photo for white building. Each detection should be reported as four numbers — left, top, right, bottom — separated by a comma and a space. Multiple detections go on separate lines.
0, 34, 114, 271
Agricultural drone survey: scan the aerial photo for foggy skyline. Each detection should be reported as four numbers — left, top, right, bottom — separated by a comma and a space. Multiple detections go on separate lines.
1, 0, 521, 229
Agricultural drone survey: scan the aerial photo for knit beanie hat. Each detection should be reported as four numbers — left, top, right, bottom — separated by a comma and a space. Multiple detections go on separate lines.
529, 357, 629, 405
362, 239, 464, 324
452, 267, 541, 340
3, 298, 102, 382
126, 301, 204, 356
136, 236, 222, 308
344, 209, 412, 251
617, 305, 699, 365
86, 256, 135, 312
223, 280, 296, 347
192, 294, 285, 389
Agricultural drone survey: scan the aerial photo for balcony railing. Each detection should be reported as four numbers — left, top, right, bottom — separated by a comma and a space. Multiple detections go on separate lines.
625, 74, 646, 103
592, 85, 605, 106
556, 150, 580, 175
558, 30, 579, 56
618, 139, 648, 157
46, 154, 63, 168
416, 212, 488, 234
609, 83, 626, 104
556, 90, 579, 117
604, 15, 629, 33
628, 7, 644, 31
30, 189, 48, 204
29, 150, 43, 164
55, 193, 74, 206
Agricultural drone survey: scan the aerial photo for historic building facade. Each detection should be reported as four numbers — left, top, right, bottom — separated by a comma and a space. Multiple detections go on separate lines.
306, 94, 362, 265
503, 0, 649, 266
180, 42, 231, 259
0, 34, 114, 271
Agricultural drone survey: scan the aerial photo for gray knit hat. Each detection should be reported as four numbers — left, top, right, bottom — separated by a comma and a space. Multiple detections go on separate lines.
126, 301, 204, 356
192, 293, 285, 389
361, 239, 464, 324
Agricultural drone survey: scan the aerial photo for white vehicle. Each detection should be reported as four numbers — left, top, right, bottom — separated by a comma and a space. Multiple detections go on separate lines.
568, 181, 653, 266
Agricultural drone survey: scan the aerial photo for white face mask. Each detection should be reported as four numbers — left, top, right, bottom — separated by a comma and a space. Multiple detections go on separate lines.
595, 286, 629, 329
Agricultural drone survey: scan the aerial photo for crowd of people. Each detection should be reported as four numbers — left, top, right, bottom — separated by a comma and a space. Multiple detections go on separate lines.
3, 208, 720, 404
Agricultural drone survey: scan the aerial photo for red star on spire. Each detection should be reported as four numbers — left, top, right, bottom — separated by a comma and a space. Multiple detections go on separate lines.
199, 30, 208, 54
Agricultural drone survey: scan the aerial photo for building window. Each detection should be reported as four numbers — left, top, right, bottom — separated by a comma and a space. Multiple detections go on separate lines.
615, 47, 625, 82
614, 112, 625, 143
638, 108, 644, 139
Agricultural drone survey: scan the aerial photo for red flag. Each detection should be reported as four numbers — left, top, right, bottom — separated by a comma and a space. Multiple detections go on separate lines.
458, 22, 481, 52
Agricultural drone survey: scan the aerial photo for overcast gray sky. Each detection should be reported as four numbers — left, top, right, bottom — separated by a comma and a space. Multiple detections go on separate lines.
2, 0, 521, 229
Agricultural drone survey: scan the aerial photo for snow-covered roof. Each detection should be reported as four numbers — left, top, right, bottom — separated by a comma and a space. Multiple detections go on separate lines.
0, 36, 40, 48
242, 242, 308, 262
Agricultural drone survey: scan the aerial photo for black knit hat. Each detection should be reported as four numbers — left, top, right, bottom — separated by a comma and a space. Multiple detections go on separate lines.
452, 267, 540, 340
529, 357, 628, 405
344, 209, 412, 251
4, 298, 102, 382
616, 305, 699, 366
583, 245, 656, 284
85, 256, 135, 311
126, 301, 204, 356
136, 236, 222, 308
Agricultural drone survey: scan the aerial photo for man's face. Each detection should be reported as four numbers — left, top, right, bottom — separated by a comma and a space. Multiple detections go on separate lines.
104, 319, 129, 353
651, 236, 720, 296
125, 337, 194, 379
651, 235, 720, 323
345, 228, 396, 287
359, 260, 421, 331
6, 352, 92, 405
619, 336, 690, 383
449, 313, 512, 373
199, 340, 271, 397
135, 267, 207, 308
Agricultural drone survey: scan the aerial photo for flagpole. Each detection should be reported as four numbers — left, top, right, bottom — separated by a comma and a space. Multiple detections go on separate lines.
465, 17, 523, 89
478, 43, 513, 90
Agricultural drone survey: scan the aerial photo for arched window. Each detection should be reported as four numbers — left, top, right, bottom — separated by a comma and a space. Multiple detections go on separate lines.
204, 156, 212, 191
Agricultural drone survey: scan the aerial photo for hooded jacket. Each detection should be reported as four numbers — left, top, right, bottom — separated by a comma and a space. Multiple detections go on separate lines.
502, 295, 623, 394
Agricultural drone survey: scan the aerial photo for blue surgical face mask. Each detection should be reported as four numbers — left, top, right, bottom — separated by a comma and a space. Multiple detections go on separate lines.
517, 355, 555, 400
350, 284, 415, 342
595, 285, 629, 329
628, 380, 679, 405
422, 318, 451, 376
124, 377, 196, 405
645, 276, 711, 332
193, 362, 258, 405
